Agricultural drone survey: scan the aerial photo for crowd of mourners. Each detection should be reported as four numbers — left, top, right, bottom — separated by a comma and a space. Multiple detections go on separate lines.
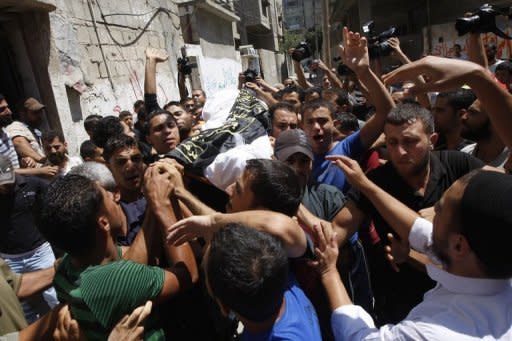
0, 24, 511, 341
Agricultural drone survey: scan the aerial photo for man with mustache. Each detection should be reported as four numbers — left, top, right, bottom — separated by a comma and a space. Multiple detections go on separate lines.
41, 131, 82, 177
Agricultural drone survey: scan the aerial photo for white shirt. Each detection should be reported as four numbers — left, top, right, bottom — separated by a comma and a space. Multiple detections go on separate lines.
461, 143, 510, 169
331, 218, 512, 341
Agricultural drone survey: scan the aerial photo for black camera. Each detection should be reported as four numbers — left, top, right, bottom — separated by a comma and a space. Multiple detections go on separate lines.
291, 41, 312, 62
455, 4, 512, 39
243, 68, 259, 83
177, 57, 192, 75
362, 21, 399, 58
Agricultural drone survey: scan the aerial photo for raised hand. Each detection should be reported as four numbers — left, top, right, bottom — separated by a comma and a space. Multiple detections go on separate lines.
310, 221, 339, 277
339, 26, 369, 75
385, 233, 410, 272
145, 47, 168, 63
143, 163, 173, 210
326, 155, 369, 190
107, 301, 152, 341
166, 215, 215, 246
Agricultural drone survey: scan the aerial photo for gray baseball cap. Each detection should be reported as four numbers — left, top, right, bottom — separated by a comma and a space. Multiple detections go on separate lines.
274, 129, 314, 161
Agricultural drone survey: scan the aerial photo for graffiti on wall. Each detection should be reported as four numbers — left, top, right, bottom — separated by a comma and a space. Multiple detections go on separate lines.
424, 17, 512, 60
201, 57, 242, 97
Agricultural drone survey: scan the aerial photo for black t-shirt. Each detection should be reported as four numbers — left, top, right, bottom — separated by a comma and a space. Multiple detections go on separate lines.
302, 183, 346, 221
347, 150, 484, 323
0, 175, 49, 254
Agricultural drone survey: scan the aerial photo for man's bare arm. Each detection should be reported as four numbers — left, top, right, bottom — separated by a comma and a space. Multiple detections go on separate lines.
12, 136, 45, 163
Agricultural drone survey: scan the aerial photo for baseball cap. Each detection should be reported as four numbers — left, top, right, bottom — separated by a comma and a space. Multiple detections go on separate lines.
24, 97, 45, 111
0, 155, 15, 186
274, 129, 314, 161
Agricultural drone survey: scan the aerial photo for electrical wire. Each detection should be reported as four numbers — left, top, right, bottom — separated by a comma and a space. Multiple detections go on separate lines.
94, 0, 181, 47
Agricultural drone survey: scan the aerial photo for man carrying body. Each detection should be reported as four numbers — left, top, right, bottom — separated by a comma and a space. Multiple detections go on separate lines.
39, 167, 198, 340
103, 134, 146, 246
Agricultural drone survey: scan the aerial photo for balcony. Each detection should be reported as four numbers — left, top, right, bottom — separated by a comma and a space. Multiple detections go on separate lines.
177, 0, 239, 22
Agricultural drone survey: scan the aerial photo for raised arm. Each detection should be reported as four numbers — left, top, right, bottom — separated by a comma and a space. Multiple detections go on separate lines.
168, 210, 307, 258
340, 27, 395, 149
17, 266, 55, 300
318, 59, 343, 88
383, 56, 512, 150
143, 163, 199, 293
144, 48, 168, 114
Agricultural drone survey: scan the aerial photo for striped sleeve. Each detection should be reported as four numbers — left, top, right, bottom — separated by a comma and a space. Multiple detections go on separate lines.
80, 260, 165, 330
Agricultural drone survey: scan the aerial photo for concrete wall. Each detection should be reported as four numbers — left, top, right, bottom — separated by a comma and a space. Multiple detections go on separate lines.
196, 8, 237, 59
47, 0, 184, 155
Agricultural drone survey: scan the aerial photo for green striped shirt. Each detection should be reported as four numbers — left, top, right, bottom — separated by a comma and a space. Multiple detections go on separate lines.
54, 255, 165, 340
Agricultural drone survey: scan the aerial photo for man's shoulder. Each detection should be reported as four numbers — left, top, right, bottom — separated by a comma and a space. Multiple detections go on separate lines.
4, 121, 30, 137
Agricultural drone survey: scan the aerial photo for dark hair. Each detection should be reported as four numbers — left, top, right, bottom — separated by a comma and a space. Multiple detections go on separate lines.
163, 101, 184, 111
496, 61, 512, 74
278, 85, 305, 103
180, 97, 194, 105
304, 87, 322, 100
457, 170, 512, 278
385, 102, 434, 134
80, 140, 99, 160
103, 134, 138, 162
133, 100, 144, 110
40, 175, 102, 257
0, 93, 5, 102
245, 159, 302, 217
269, 102, 297, 123
92, 116, 125, 148
144, 109, 177, 136
84, 115, 102, 135
42, 130, 65, 145
336, 112, 359, 132
206, 224, 288, 321
436, 89, 477, 113
300, 99, 336, 119
118, 110, 132, 120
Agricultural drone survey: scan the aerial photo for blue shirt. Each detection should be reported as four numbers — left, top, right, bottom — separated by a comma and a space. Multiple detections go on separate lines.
117, 197, 146, 246
311, 131, 364, 194
241, 279, 322, 341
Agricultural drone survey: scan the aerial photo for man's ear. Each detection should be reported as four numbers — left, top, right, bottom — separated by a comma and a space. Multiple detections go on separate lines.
449, 233, 472, 261
429, 132, 439, 148
97, 214, 110, 233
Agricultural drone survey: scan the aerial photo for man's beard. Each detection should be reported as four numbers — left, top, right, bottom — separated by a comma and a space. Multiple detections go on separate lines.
48, 153, 66, 166
0, 115, 13, 128
461, 120, 492, 141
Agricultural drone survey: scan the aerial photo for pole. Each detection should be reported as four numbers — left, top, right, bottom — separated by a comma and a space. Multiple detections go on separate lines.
321, 0, 331, 67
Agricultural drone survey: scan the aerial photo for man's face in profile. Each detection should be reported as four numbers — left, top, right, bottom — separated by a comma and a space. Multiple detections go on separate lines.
225, 170, 256, 213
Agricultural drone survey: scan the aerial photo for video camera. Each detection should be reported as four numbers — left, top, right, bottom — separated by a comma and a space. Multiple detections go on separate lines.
243, 68, 259, 83
362, 21, 399, 58
455, 4, 512, 39
177, 57, 192, 75
291, 41, 312, 62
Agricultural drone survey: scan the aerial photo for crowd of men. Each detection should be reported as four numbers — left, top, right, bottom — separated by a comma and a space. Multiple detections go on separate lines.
0, 24, 511, 341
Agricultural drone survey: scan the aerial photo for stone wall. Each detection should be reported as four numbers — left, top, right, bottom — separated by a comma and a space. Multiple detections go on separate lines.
48, 0, 184, 154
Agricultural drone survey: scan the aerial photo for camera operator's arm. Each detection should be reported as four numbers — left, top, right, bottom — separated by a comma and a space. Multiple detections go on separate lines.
144, 48, 168, 113
178, 69, 189, 101
340, 27, 395, 149
256, 76, 280, 94
245, 82, 278, 107
467, 32, 488, 69
289, 48, 313, 89
388, 37, 431, 109
318, 59, 343, 88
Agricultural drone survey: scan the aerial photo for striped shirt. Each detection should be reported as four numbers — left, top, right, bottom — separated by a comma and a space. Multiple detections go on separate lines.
0, 130, 19, 168
54, 254, 165, 340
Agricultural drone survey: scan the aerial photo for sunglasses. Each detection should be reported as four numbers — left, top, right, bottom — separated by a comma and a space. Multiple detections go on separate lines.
0, 106, 9, 113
